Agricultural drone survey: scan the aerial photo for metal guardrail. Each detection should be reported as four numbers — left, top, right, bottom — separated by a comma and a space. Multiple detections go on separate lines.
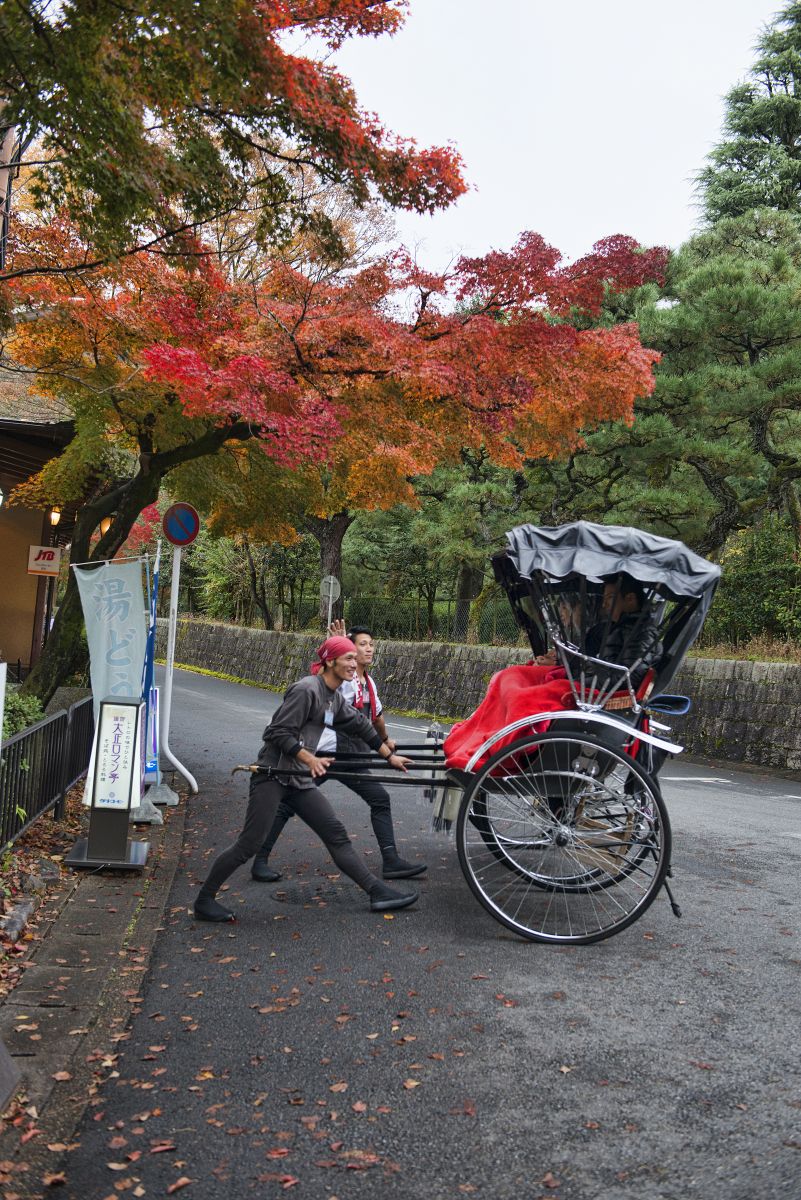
0, 697, 94, 847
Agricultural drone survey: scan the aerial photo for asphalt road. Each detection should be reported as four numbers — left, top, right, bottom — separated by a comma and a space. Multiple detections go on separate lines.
64, 668, 801, 1200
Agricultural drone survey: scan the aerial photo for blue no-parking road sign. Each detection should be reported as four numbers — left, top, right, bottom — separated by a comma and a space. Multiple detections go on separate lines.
162, 503, 200, 547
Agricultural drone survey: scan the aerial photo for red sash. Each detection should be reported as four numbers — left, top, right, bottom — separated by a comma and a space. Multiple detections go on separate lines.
352, 672, 378, 718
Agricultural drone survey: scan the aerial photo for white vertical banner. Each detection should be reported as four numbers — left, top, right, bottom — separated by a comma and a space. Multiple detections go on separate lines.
74, 561, 148, 721
75, 561, 148, 806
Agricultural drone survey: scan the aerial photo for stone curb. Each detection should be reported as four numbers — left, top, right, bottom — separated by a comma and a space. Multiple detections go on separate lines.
0, 798, 188, 1196
0, 899, 39, 944
1, 862, 71, 945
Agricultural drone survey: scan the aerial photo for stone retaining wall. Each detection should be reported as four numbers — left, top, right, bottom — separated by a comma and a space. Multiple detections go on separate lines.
156, 619, 801, 772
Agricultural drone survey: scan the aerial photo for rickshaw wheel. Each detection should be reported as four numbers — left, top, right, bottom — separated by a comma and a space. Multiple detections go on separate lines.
456, 731, 671, 945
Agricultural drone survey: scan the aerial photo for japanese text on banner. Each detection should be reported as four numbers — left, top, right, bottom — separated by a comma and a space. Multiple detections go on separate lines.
74, 560, 148, 722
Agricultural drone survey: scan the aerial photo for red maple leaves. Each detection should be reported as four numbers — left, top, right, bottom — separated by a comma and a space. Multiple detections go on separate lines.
7, 217, 667, 494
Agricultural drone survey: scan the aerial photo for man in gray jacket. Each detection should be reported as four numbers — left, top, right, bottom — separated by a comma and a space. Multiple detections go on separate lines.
194, 636, 418, 923
251, 621, 426, 884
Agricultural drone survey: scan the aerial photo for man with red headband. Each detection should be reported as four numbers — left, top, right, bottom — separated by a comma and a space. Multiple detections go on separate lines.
194, 637, 419, 923
251, 621, 426, 884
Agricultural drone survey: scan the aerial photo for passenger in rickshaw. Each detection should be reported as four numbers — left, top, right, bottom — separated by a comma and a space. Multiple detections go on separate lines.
444, 572, 663, 770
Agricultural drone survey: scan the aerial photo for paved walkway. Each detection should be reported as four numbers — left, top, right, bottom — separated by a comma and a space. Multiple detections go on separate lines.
2, 669, 801, 1199
0, 802, 185, 1193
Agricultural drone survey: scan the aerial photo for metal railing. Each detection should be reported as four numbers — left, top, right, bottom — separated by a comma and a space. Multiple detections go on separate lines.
0, 697, 94, 847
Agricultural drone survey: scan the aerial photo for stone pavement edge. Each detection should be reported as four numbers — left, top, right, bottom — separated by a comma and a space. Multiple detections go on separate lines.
0, 797, 188, 1197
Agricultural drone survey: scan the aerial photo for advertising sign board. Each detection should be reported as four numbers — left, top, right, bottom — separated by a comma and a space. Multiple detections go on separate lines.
66, 697, 149, 871
27, 545, 62, 577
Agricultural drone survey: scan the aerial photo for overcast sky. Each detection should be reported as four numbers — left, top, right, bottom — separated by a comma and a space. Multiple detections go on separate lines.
330, 0, 783, 267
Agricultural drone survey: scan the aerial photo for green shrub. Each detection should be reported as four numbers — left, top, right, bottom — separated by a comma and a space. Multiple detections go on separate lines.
2, 689, 45, 741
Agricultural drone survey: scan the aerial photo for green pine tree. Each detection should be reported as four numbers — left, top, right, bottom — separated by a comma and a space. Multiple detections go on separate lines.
533, 210, 801, 557
699, 2, 801, 221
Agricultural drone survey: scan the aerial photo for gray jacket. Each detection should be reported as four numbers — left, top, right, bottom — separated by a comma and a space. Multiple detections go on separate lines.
257, 674, 384, 788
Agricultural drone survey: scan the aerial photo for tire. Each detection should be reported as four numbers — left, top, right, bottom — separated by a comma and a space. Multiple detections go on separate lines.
456, 731, 671, 945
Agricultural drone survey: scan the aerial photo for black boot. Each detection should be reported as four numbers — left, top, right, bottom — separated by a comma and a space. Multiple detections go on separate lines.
381, 847, 427, 880
251, 856, 282, 883
368, 881, 419, 912
194, 892, 235, 922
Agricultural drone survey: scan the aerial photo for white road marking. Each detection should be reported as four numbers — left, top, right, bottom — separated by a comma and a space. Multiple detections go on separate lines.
386, 720, 448, 734
664, 776, 730, 784
780, 832, 801, 839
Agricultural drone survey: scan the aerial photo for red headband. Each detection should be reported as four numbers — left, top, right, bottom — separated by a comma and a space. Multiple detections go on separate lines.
310, 635, 357, 674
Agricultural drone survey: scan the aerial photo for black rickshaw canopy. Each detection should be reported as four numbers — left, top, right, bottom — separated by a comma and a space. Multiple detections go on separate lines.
496, 521, 721, 599
493, 521, 721, 693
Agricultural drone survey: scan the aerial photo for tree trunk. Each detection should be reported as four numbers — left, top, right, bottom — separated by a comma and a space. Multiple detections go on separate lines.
242, 536, 274, 630
785, 482, 801, 552
426, 591, 435, 639
305, 511, 354, 629
452, 563, 483, 642
466, 579, 501, 644
21, 468, 163, 707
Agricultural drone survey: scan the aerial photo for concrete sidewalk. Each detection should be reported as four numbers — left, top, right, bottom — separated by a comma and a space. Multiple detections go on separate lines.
0, 800, 187, 1192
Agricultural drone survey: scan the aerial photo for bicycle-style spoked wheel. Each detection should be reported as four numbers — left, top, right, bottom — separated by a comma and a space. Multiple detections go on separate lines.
456, 731, 671, 944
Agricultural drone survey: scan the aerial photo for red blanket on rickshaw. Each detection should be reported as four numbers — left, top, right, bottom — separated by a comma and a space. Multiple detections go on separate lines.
444, 663, 572, 770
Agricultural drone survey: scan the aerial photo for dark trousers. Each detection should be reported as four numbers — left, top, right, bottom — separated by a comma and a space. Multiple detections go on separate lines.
200, 774, 378, 898
257, 770, 396, 861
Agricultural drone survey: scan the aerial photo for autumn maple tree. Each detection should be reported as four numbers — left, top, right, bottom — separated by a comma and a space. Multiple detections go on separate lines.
7, 187, 665, 707
9, 216, 375, 702
0, 0, 466, 276
167, 230, 668, 622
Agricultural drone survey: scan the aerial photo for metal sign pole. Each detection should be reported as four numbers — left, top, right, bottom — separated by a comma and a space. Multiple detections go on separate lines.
160, 544, 198, 793
320, 574, 340, 631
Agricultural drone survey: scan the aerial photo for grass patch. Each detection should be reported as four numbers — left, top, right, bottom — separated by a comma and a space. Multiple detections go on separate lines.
691, 636, 801, 664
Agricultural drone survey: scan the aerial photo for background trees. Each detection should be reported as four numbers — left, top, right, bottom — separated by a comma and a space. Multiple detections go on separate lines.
169, 229, 666, 615
1, 2, 470, 702
698, 1, 801, 222
0, 0, 466, 272
18, 1, 799, 677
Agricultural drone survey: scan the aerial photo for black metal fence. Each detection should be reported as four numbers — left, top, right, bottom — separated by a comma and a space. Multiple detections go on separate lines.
0, 697, 94, 848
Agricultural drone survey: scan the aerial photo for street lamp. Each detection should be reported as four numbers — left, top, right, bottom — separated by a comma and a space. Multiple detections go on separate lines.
99, 516, 112, 535
49, 506, 61, 526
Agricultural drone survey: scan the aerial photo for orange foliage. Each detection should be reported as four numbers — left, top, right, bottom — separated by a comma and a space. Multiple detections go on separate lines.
6, 219, 666, 525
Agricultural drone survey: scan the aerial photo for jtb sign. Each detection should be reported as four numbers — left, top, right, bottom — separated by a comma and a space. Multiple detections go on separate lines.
27, 545, 62, 577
